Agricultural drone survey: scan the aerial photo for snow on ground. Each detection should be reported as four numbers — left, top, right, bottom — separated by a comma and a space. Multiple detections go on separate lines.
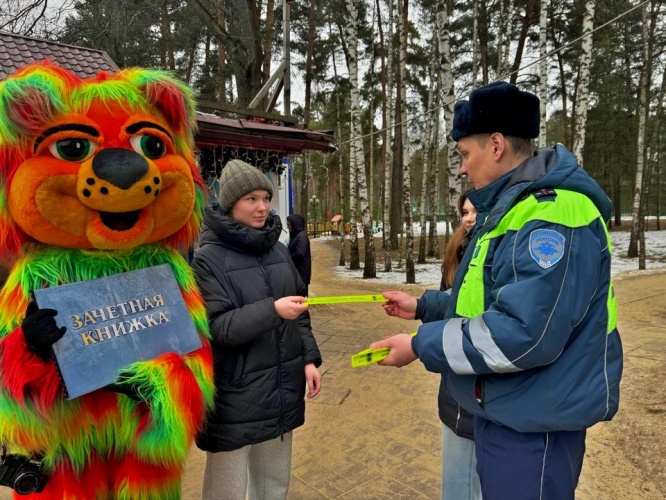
323, 223, 666, 287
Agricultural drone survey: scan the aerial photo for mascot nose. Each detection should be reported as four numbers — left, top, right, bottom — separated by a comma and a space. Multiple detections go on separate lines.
92, 149, 149, 190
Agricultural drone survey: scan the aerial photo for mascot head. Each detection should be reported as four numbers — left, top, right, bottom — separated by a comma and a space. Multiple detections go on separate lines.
0, 62, 205, 263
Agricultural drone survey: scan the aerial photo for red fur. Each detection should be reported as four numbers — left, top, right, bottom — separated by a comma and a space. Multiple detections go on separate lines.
0, 327, 63, 409
113, 453, 181, 492
8, 88, 55, 138
144, 81, 189, 133
20, 454, 110, 500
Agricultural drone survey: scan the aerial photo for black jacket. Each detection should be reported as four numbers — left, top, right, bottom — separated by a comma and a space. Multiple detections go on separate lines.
192, 203, 322, 452
287, 214, 311, 285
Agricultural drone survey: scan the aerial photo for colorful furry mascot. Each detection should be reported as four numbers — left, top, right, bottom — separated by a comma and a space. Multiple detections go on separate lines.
0, 62, 214, 499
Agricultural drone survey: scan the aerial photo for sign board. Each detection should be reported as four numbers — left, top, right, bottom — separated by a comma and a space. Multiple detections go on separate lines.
34, 264, 202, 399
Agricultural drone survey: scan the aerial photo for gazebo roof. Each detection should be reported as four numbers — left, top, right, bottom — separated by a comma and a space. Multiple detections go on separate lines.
196, 112, 335, 153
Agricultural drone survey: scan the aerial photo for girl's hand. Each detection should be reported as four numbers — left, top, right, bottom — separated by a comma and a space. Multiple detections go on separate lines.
304, 363, 321, 399
274, 296, 308, 320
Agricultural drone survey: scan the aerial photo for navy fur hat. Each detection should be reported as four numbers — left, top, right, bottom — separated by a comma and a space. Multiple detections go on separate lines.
451, 81, 540, 141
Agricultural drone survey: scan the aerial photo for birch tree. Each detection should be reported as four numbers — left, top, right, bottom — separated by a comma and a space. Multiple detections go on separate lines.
572, 0, 595, 165
436, 0, 461, 231
472, 0, 479, 87
418, 38, 437, 264
627, 2, 649, 263
379, 0, 394, 272
399, 0, 415, 283
538, 0, 548, 148
345, 0, 373, 275
428, 100, 441, 259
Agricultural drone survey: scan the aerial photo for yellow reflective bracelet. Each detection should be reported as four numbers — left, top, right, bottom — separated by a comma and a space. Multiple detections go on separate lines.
351, 332, 417, 368
306, 294, 387, 305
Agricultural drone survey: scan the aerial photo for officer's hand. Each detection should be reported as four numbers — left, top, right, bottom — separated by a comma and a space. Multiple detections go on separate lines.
370, 334, 418, 367
21, 301, 66, 361
381, 291, 417, 320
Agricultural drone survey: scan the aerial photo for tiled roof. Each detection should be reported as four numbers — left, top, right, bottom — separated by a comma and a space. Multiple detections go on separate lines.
0, 31, 118, 80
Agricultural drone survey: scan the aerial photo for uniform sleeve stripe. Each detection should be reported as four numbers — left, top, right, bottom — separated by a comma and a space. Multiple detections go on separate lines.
442, 318, 477, 374
468, 316, 520, 373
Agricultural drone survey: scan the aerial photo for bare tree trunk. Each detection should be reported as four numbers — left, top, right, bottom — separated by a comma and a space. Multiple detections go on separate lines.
217, 0, 226, 103
478, 0, 489, 85
185, 36, 198, 85
496, 0, 506, 77
472, 0, 479, 87
378, 0, 395, 266
501, 0, 513, 77
436, 0, 461, 230
418, 40, 436, 264
509, 0, 535, 85
378, 0, 393, 272
628, 3, 649, 263
187, 0, 264, 107
303, 0, 316, 127
335, 89, 346, 267
390, 106, 403, 250
348, 0, 374, 277
428, 102, 440, 259
538, 0, 548, 147
655, 59, 666, 231
161, 0, 175, 70
571, 0, 595, 165
550, 23, 568, 146
399, 0, 414, 284
262, 0, 275, 85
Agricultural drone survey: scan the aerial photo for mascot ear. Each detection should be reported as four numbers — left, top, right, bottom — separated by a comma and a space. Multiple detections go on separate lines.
2, 87, 56, 139
0, 63, 74, 145
142, 79, 195, 134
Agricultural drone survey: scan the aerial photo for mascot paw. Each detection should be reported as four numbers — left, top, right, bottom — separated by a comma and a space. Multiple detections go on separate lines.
105, 374, 145, 402
22, 302, 66, 361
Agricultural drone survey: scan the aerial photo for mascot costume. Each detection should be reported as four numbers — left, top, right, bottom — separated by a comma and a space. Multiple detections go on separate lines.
0, 63, 214, 498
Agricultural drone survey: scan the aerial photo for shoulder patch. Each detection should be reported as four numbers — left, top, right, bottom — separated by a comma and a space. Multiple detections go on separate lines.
529, 229, 565, 269
532, 188, 557, 202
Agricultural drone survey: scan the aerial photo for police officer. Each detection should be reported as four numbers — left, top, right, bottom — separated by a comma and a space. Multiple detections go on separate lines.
372, 81, 623, 500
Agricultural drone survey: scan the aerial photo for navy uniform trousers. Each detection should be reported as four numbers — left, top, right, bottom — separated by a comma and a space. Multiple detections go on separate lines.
474, 417, 586, 500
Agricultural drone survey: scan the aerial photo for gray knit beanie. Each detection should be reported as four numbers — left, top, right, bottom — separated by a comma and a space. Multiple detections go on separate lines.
218, 160, 274, 211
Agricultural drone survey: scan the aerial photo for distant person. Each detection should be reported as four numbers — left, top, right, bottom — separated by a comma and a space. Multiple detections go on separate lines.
371, 81, 622, 500
441, 190, 477, 289
287, 214, 312, 295
192, 159, 322, 500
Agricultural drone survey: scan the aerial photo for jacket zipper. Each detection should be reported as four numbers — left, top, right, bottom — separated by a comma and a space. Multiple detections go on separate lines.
259, 258, 285, 438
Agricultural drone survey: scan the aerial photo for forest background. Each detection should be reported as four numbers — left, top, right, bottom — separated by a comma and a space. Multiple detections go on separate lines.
1, 0, 664, 282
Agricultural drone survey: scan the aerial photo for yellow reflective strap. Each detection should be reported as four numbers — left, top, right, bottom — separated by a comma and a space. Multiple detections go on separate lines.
351, 347, 391, 368
351, 332, 417, 368
306, 294, 387, 305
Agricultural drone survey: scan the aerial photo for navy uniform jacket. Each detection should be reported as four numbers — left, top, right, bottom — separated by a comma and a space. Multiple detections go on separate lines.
413, 145, 622, 432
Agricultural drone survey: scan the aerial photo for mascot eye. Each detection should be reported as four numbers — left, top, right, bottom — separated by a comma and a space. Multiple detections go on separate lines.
130, 134, 166, 159
49, 139, 96, 162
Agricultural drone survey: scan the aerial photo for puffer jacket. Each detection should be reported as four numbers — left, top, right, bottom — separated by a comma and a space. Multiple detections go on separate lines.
413, 145, 622, 433
192, 202, 322, 452
287, 214, 311, 286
